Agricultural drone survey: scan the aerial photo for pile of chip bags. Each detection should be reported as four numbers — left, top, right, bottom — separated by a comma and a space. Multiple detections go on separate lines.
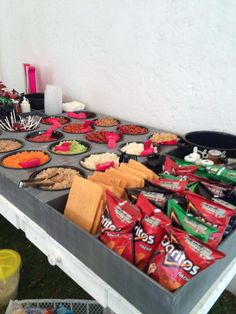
100, 156, 236, 291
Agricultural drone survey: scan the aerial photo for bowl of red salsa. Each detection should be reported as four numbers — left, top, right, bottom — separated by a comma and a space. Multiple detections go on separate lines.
41, 116, 71, 125
25, 130, 64, 143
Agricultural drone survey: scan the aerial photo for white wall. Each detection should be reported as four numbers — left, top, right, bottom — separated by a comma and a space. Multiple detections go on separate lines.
0, 0, 236, 134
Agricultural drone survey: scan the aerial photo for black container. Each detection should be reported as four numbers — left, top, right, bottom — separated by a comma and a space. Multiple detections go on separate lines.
0, 138, 24, 154
0, 149, 51, 169
118, 141, 159, 163
25, 130, 64, 143
46, 193, 236, 314
93, 118, 120, 127
41, 115, 71, 125
85, 130, 123, 144
79, 151, 120, 171
178, 131, 236, 158
25, 93, 44, 110
48, 140, 91, 156
29, 165, 85, 191
69, 111, 97, 119
117, 124, 149, 135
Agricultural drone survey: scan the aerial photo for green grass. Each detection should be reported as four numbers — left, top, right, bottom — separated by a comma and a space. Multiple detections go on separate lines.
0, 215, 236, 314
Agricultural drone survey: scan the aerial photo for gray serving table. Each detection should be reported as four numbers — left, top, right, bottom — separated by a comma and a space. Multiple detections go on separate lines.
0, 111, 236, 314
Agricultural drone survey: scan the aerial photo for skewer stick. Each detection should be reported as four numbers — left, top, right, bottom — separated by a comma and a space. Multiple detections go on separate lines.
5, 117, 12, 129
13, 110, 17, 123
10, 112, 14, 126
0, 120, 12, 131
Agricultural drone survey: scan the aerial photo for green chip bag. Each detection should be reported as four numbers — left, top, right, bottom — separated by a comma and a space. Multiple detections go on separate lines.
167, 199, 218, 244
196, 165, 236, 185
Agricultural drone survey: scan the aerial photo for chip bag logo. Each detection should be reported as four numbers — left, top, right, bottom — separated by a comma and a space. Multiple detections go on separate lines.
161, 235, 200, 276
101, 214, 116, 231
159, 181, 180, 190
212, 198, 236, 211
134, 225, 155, 245
183, 218, 208, 235
201, 202, 226, 218
114, 205, 133, 223
185, 237, 213, 260
144, 216, 162, 227
141, 191, 166, 204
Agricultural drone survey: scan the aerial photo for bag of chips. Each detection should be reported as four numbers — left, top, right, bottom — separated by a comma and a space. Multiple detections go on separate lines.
147, 227, 225, 291
186, 192, 235, 227
197, 165, 236, 185
100, 191, 142, 263
167, 199, 218, 246
134, 194, 171, 270
150, 177, 188, 195
185, 173, 232, 199
187, 181, 214, 200
186, 192, 236, 246
163, 156, 197, 177
126, 185, 172, 211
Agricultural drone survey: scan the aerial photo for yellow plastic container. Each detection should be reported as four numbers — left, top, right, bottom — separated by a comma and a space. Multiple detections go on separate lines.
0, 249, 21, 306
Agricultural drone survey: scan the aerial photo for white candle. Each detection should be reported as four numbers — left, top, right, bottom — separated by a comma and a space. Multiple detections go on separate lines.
20, 97, 31, 113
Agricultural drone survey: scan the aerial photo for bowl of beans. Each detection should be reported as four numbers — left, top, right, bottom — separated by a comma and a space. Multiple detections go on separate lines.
0, 139, 24, 153
29, 166, 85, 191
93, 117, 120, 127
118, 124, 149, 135
1, 150, 51, 169
41, 116, 71, 125
85, 129, 123, 144
62, 123, 94, 134
25, 130, 64, 143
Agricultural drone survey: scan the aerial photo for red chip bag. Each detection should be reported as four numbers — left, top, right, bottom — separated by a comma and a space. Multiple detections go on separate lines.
186, 192, 235, 227
147, 227, 225, 291
134, 194, 172, 270
163, 156, 198, 177
163, 156, 179, 175
151, 178, 188, 195
136, 193, 171, 222
100, 191, 142, 263
184, 173, 231, 198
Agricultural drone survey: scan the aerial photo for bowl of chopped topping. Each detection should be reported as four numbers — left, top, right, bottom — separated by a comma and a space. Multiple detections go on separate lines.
62, 123, 94, 134
25, 130, 64, 143
48, 140, 91, 155
41, 116, 71, 125
79, 152, 120, 171
118, 124, 149, 135
149, 132, 179, 145
85, 129, 123, 144
28, 166, 85, 191
93, 117, 120, 127
0, 139, 24, 153
1, 150, 51, 169
119, 141, 158, 157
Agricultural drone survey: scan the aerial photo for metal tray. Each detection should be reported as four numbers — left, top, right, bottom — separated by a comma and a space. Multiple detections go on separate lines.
1, 110, 233, 314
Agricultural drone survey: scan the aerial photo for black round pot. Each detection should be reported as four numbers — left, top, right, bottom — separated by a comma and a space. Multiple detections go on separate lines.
178, 131, 236, 158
